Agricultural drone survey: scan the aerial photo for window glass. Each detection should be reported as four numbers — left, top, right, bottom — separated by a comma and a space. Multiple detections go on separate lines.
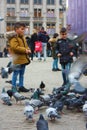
47, 0, 54, 5
34, 0, 42, 4
20, 0, 29, 4
7, 0, 15, 4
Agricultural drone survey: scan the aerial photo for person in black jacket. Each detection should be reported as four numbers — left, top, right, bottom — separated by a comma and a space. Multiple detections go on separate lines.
38, 27, 49, 61
30, 29, 38, 60
56, 27, 74, 86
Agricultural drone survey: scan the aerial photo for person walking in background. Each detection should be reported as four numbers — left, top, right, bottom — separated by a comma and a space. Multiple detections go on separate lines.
49, 33, 61, 71
38, 27, 49, 61
3, 46, 8, 57
30, 29, 38, 60
7, 22, 31, 92
56, 27, 74, 86
35, 38, 42, 61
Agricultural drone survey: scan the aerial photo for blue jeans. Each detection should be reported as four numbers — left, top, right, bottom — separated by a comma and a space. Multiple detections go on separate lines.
52, 58, 58, 69
37, 52, 42, 60
61, 63, 71, 84
12, 64, 26, 88
42, 42, 47, 60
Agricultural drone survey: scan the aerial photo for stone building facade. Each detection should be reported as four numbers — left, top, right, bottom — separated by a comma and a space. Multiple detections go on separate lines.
0, 0, 66, 36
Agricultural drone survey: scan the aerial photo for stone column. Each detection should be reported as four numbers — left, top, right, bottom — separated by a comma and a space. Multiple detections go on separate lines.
0, 0, 6, 34
55, 0, 60, 33
29, 0, 33, 34
42, 0, 46, 30
15, 0, 20, 21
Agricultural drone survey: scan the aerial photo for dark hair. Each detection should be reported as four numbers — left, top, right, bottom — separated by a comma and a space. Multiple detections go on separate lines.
60, 27, 67, 33
14, 22, 26, 30
41, 27, 44, 30
53, 33, 59, 38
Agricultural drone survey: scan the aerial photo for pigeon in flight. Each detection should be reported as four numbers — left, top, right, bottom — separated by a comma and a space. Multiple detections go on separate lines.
68, 55, 87, 94
0, 64, 21, 78
36, 114, 49, 130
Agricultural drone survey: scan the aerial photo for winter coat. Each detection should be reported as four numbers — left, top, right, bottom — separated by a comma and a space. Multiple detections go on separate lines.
49, 37, 57, 59
56, 38, 73, 64
38, 31, 49, 43
30, 33, 38, 51
6, 31, 30, 65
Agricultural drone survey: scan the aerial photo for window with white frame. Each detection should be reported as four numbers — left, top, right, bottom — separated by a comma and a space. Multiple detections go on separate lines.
34, 9, 42, 17
47, 9, 55, 17
20, 8, 29, 17
33, 23, 42, 30
46, 23, 55, 35
7, 8, 15, 16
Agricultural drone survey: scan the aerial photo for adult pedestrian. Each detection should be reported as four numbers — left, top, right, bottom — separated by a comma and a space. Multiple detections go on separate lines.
7, 22, 31, 92
30, 29, 38, 60
56, 27, 74, 86
49, 33, 61, 71
38, 27, 49, 61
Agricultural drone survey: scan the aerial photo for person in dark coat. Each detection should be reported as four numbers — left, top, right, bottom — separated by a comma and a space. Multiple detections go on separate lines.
56, 27, 74, 86
30, 29, 38, 60
49, 33, 61, 71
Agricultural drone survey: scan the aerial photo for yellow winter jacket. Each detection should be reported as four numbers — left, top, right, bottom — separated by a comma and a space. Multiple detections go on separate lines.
7, 32, 30, 65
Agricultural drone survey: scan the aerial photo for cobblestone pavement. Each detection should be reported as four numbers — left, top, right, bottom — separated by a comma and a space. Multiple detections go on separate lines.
0, 57, 87, 130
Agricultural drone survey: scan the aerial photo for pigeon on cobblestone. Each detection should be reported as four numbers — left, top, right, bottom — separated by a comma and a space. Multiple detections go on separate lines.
24, 101, 35, 122
29, 99, 44, 110
46, 107, 61, 121
1, 88, 12, 106
12, 87, 29, 103
39, 81, 45, 91
36, 114, 49, 130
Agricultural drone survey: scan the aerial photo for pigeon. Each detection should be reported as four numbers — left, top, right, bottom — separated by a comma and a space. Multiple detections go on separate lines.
46, 107, 61, 121
39, 81, 45, 90
68, 55, 87, 93
12, 87, 29, 103
24, 101, 34, 122
7, 89, 13, 98
29, 99, 44, 110
36, 114, 49, 130
83, 101, 87, 119
50, 96, 66, 114
31, 88, 44, 99
0, 64, 21, 78
68, 55, 87, 84
0, 88, 12, 106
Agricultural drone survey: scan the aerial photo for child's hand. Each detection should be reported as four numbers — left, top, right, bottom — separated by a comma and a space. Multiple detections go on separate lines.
57, 53, 62, 57
26, 49, 31, 54
70, 52, 73, 56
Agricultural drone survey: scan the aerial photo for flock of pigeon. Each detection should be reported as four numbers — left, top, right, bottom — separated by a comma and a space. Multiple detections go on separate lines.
0, 55, 87, 130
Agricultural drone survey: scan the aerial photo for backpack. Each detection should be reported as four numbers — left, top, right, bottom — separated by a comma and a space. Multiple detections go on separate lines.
35, 41, 42, 52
